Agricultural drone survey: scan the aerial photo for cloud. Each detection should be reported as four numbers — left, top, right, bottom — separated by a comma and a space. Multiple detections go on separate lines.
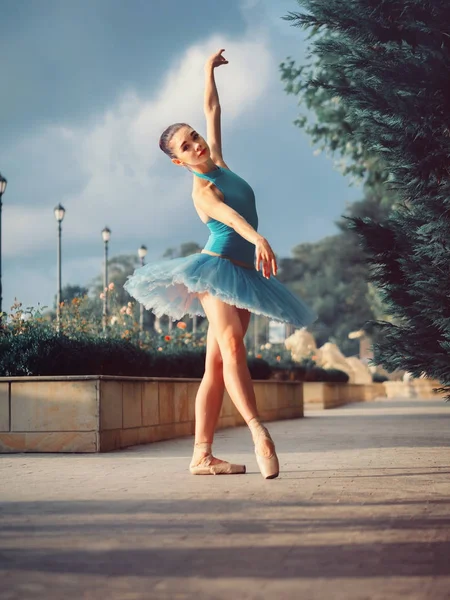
239, 0, 304, 37
2, 33, 274, 260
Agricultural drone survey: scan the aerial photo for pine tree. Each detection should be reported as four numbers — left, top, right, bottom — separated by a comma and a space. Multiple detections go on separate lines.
284, 1, 450, 395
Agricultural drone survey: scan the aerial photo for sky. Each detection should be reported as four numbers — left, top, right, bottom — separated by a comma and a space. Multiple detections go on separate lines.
0, 0, 362, 313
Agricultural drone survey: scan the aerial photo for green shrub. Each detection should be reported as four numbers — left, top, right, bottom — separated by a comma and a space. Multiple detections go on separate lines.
0, 330, 271, 379
372, 372, 389, 383
247, 357, 271, 380
0, 329, 154, 376
323, 368, 350, 383
272, 364, 349, 383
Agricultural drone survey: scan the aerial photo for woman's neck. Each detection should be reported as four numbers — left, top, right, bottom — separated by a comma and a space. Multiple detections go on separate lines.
190, 159, 218, 174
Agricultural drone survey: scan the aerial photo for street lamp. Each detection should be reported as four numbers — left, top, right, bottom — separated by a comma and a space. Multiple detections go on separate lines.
102, 227, 111, 332
0, 173, 7, 317
138, 245, 147, 335
54, 203, 66, 327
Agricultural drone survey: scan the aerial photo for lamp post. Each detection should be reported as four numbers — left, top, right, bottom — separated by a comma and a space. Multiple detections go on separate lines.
0, 173, 7, 318
137, 244, 147, 335
102, 227, 111, 332
54, 204, 66, 328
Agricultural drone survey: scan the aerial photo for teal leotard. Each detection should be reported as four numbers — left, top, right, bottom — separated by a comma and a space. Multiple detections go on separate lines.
192, 166, 258, 266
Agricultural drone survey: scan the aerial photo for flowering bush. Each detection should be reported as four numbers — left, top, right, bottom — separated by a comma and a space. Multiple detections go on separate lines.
0, 298, 347, 382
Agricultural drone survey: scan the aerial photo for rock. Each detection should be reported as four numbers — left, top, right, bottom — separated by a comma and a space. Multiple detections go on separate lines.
345, 356, 373, 384
317, 342, 354, 381
284, 329, 317, 362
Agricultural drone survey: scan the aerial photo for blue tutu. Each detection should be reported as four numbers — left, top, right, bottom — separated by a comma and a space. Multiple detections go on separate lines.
124, 164, 317, 328
124, 252, 317, 328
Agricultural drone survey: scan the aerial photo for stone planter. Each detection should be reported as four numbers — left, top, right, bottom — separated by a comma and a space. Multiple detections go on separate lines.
0, 376, 304, 453
303, 382, 386, 409
384, 379, 446, 399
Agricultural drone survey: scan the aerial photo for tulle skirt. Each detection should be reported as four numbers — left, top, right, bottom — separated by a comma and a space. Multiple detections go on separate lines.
124, 253, 317, 328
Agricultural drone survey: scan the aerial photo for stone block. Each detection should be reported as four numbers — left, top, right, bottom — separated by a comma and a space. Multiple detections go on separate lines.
174, 382, 189, 423
220, 390, 234, 417
276, 384, 287, 408
119, 427, 140, 449
363, 384, 383, 401
255, 383, 278, 411
138, 426, 157, 445
99, 429, 121, 452
259, 409, 279, 422
11, 380, 97, 432
303, 382, 328, 406
278, 406, 303, 420
0, 383, 9, 431
122, 382, 142, 429
349, 384, 363, 402
0, 433, 25, 452
186, 382, 197, 421
0, 431, 97, 453
173, 421, 194, 438
186, 382, 199, 421
413, 380, 445, 398
285, 383, 301, 409
234, 412, 246, 426
159, 382, 175, 424
217, 415, 237, 430
332, 384, 348, 407
142, 382, 159, 426
100, 380, 123, 431
153, 423, 178, 442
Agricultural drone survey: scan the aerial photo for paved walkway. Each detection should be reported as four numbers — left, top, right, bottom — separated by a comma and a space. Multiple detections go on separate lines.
1, 397, 450, 600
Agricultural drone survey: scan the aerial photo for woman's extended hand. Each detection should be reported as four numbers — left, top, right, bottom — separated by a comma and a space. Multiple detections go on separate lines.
205, 49, 228, 70
255, 236, 278, 279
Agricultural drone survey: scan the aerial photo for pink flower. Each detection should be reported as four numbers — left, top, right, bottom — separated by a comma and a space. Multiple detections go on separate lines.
126, 307, 133, 316
99, 292, 105, 300
108, 282, 115, 290
120, 306, 127, 315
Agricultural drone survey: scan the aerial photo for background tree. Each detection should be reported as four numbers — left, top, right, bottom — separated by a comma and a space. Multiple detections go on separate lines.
163, 242, 202, 259
49, 284, 89, 317
60, 284, 88, 304
283, 0, 450, 394
90, 254, 138, 304
279, 17, 398, 355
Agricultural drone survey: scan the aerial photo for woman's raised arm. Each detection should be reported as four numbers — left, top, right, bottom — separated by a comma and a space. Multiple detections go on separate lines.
204, 49, 228, 167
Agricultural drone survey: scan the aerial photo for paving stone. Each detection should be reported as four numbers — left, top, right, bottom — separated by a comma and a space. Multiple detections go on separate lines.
0, 397, 449, 599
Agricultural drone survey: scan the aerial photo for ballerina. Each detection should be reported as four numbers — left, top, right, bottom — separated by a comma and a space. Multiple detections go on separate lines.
124, 49, 317, 478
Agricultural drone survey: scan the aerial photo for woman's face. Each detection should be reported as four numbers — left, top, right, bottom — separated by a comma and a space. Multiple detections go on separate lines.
170, 126, 210, 167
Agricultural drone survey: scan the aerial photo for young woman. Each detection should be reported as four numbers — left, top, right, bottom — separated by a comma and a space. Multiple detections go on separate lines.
124, 49, 317, 479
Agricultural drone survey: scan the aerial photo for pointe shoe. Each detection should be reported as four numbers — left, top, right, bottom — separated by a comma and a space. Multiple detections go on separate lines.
189, 442, 246, 476
248, 418, 279, 479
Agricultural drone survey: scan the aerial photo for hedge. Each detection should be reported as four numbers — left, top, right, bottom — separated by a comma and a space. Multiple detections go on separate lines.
0, 330, 272, 379
0, 329, 348, 383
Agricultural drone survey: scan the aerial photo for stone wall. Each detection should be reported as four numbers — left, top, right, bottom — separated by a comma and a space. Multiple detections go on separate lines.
303, 382, 386, 409
384, 379, 447, 399
0, 376, 304, 453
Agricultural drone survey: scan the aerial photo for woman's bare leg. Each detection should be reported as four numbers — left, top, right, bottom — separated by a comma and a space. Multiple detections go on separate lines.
194, 324, 225, 445
198, 294, 274, 460
191, 308, 251, 469
194, 309, 251, 445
